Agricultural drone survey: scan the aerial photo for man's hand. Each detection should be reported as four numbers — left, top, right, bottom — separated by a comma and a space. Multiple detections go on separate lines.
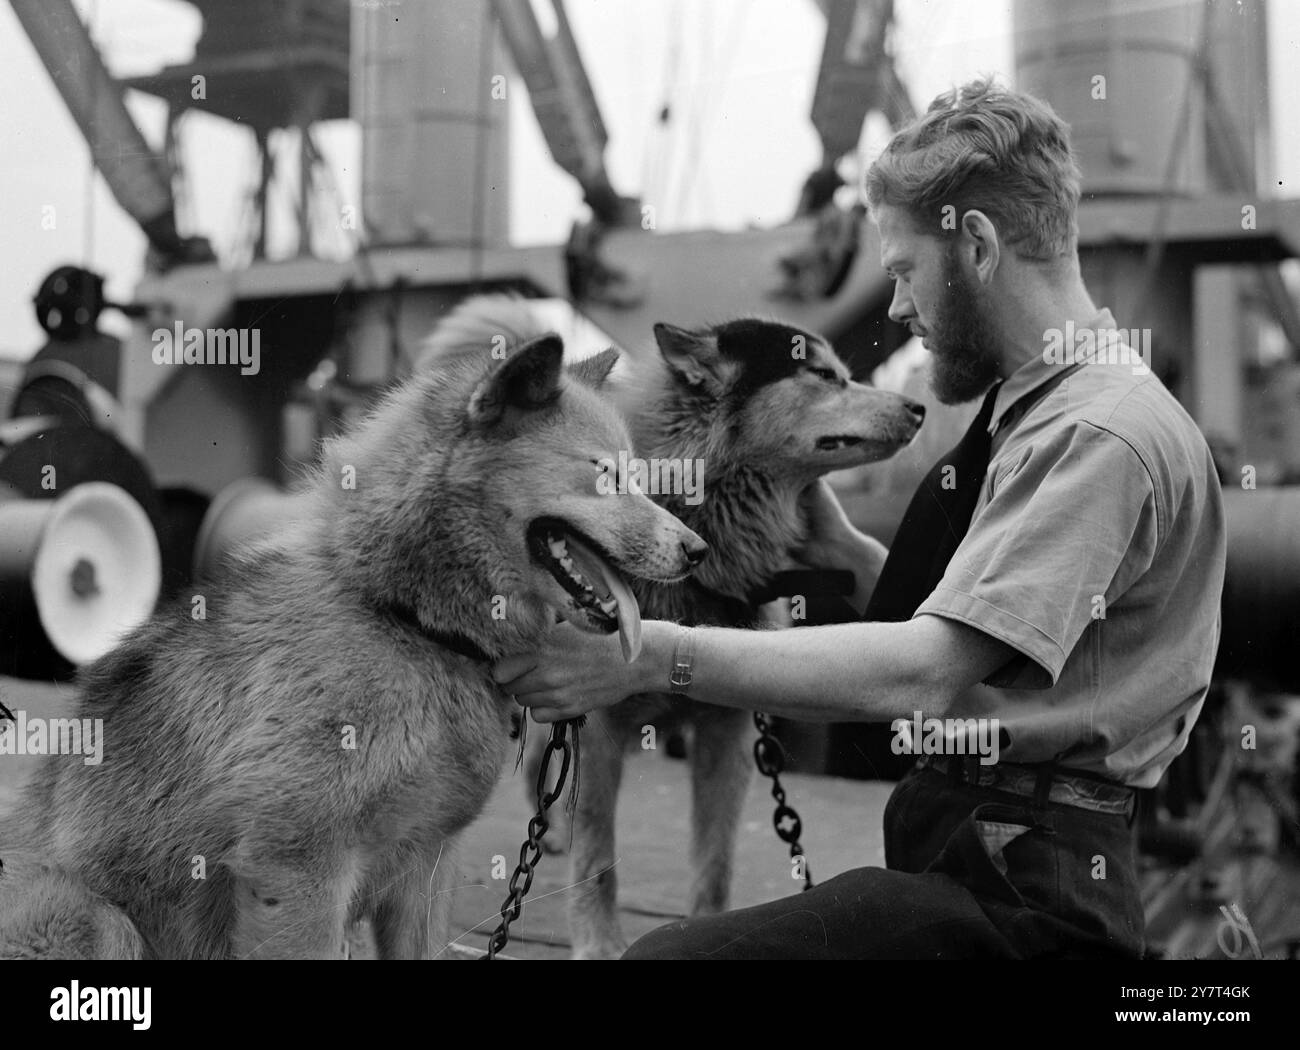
795, 479, 888, 615
493, 620, 669, 723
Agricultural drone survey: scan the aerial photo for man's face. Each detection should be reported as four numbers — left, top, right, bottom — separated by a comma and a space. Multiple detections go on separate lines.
876, 204, 1002, 404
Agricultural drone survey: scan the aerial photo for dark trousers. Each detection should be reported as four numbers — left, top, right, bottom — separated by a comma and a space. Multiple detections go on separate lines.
621, 762, 1146, 960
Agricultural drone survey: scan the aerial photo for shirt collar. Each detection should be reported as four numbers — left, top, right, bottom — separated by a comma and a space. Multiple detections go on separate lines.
987, 307, 1118, 435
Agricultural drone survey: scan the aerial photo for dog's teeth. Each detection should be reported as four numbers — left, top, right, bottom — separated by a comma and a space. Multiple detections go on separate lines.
563, 561, 594, 593
548, 537, 568, 558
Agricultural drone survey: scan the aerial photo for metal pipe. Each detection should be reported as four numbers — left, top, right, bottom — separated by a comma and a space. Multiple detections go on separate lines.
1218, 487, 1300, 693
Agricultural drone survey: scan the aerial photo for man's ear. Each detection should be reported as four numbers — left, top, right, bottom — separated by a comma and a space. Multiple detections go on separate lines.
468, 333, 564, 425
567, 346, 620, 389
959, 209, 1000, 285
653, 323, 728, 393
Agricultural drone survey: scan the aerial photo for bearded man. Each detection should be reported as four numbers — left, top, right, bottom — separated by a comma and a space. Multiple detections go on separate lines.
496, 78, 1226, 960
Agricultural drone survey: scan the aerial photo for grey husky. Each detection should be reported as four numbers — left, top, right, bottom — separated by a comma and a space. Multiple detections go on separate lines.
421, 296, 924, 958
0, 333, 705, 959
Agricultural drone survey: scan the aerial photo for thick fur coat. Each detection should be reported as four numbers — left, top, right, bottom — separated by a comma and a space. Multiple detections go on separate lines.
0, 334, 702, 959
423, 296, 923, 957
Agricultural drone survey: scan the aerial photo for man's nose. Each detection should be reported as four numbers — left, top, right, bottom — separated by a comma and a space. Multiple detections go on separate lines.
887, 282, 913, 325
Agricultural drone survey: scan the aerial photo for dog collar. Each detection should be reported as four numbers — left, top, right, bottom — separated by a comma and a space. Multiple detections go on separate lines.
746, 568, 856, 608
425, 629, 493, 663
378, 601, 493, 663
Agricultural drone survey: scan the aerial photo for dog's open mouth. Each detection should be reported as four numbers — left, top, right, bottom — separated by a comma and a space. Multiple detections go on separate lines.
815, 435, 867, 451
527, 518, 643, 662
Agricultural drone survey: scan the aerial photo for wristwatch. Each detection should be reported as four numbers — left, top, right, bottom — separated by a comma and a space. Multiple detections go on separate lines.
669, 625, 695, 693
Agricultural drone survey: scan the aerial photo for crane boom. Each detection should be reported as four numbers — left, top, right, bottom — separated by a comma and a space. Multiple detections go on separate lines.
9, 0, 201, 263
490, 0, 631, 224
810, 0, 913, 162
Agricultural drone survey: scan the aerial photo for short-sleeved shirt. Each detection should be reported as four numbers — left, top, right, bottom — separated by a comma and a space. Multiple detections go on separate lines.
914, 308, 1227, 788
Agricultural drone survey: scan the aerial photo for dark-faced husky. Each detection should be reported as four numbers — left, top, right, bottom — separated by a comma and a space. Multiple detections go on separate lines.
421, 296, 923, 958
0, 334, 705, 959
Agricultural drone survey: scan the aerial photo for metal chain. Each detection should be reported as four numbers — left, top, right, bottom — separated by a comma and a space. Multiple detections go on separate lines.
752, 711, 813, 891
484, 717, 580, 959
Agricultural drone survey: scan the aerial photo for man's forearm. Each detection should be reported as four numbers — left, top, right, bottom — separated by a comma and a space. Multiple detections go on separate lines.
637, 617, 949, 723
496, 598, 1015, 726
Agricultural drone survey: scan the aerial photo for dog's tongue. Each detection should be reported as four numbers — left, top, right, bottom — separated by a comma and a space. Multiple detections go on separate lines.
595, 558, 642, 663
564, 534, 643, 663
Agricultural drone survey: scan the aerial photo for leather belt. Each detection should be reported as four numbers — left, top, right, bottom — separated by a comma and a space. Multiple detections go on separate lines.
915, 754, 1136, 819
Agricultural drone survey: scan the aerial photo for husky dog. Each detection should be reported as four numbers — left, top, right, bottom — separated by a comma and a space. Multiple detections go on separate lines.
422, 296, 924, 958
0, 334, 705, 959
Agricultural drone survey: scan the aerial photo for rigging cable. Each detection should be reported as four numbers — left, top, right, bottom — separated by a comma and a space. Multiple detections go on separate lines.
83, 0, 101, 268
675, 0, 750, 227
469, 0, 497, 291
647, 0, 685, 217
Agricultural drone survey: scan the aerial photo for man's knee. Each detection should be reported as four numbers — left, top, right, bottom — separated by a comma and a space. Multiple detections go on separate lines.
621, 920, 695, 960
621, 866, 1012, 960
619, 868, 902, 960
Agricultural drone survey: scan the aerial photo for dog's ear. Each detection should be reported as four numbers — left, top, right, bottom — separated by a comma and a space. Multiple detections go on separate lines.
468, 333, 564, 425
567, 346, 620, 389
654, 323, 729, 393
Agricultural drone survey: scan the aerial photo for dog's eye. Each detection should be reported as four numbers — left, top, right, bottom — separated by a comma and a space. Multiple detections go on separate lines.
591, 456, 621, 490
808, 367, 839, 382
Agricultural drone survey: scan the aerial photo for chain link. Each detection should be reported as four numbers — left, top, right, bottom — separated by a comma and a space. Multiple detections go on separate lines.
486, 710, 809, 957
752, 711, 813, 891
484, 717, 580, 959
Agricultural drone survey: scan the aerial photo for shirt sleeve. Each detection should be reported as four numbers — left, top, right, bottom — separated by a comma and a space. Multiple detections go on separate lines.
914, 420, 1160, 689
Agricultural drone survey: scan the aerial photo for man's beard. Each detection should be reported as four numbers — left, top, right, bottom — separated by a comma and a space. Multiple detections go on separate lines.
925, 250, 1002, 404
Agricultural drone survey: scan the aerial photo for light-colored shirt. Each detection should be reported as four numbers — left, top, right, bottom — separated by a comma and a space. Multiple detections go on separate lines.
915, 308, 1227, 788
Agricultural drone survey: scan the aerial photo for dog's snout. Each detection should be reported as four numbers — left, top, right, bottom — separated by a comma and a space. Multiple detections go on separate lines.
904, 399, 926, 423
682, 537, 709, 567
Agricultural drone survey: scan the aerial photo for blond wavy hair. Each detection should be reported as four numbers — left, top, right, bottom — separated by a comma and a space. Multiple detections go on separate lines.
864, 77, 1082, 262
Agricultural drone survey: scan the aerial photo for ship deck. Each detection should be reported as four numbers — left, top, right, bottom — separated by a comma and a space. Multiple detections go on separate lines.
3, 676, 1298, 960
